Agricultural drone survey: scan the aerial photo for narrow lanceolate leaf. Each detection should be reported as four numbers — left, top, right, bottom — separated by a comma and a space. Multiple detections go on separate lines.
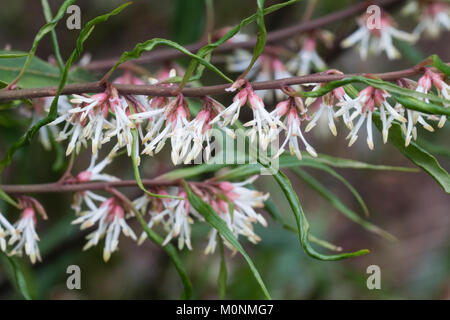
213, 153, 416, 181
0, 53, 28, 59
182, 0, 300, 81
156, 163, 227, 181
299, 76, 450, 113
0, 3, 131, 173
373, 114, 450, 194
264, 198, 343, 252
244, 0, 267, 74
0, 188, 20, 209
133, 204, 193, 299
265, 167, 369, 260
131, 130, 182, 200
0, 253, 35, 300
0, 50, 97, 88
291, 167, 395, 241
5, 0, 75, 88
430, 54, 450, 76
183, 181, 271, 300
106, 38, 233, 83
218, 238, 227, 300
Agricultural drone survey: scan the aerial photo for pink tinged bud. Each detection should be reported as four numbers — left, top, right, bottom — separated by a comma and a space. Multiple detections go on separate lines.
248, 89, 264, 110
77, 171, 92, 182
359, 86, 374, 99
92, 93, 108, 104
429, 71, 445, 90
100, 198, 115, 209
218, 200, 228, 212
218, 182, 234, 193
233, 88, 248, 105
428, 3, 448, 17
303, 37, 317, 52
333, 87, 346, 100
22, 207, 35, 219
373, 89, 386, 106
287, 108, 299, 127
275, 100, 290, 117
211, 201, 219, 213
418, 74, 432, 91
366, 98, 375, 111
112, 205, 125, 219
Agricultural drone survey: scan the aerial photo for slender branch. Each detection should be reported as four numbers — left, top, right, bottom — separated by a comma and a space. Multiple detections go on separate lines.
83, 0, 403, 71
0, 63, 427, 102
0, 179, 201, 194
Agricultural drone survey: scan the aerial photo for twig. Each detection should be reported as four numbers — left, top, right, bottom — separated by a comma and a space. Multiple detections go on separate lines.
0, 63, 428, 102
0, 179, 212, 194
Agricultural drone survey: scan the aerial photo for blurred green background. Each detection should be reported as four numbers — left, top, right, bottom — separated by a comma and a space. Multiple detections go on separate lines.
0, 0, 449, 299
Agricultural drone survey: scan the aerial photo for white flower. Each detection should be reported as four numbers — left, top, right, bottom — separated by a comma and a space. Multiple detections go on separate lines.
287, 36, 326, 76
8, 208, 41, 264
412, 2, 450, 38
76, 148, 119, 183
305, 86, 347, 136
0, 212, 17, 252
138, 190, 196, 250
72, 197, 137, 262
244, 88, 286, 150
204, 177, 269, 254
210, 88, 248, 127
271, 98, 317, 160
341, 12, 418, 60
181, 101, 215, 164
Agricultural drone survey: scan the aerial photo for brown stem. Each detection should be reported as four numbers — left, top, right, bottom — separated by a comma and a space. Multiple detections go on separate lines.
83, 0, 403, 71
0, 63, 428, 102
0, 179, 213, 194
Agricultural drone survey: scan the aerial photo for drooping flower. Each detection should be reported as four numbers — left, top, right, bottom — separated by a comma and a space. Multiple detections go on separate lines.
305, 83, 347, 136
341, 11, 418, 60
76, 148, 119, 183
138, 190, 197, 250
337, 86, 406, 149
287, 33, 331, 76
72, 197, 137, 262
271, 96, 318, 160
204, 176, 269, 254
8, 208, 42, 264
403, 1, 450, 38
0, 212, 17, 252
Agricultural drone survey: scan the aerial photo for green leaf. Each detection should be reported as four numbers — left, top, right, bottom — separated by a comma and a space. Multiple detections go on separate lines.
218, 238, 227, 300
4, 0, 76, 88
0, 253, 35, 300
264, 198, 343, 252
156, 163, 227, 181
298, 161, 369, 217
244, 0, 267, 74
430, 54, 450, 76
0, 3, 131, 173
372, 113, 450, 193
264, 167, 369, 260
133, 203, 193, 299
106, 38, 233, 83
0, 53, 28, 59
0, 51, 96, 88
300, 76, 450, 114
130, 130, 183, 200
180, 0, 301, 82
183, 181, 271, 299
291, 167, 395, 241
41, 0, 65, 72
0, 188, 20, 208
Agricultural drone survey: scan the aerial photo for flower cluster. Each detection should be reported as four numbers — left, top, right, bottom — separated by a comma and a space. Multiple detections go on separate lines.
0, 198, 47, 264
135, 176, 268, 254
341, 9, 418, 60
